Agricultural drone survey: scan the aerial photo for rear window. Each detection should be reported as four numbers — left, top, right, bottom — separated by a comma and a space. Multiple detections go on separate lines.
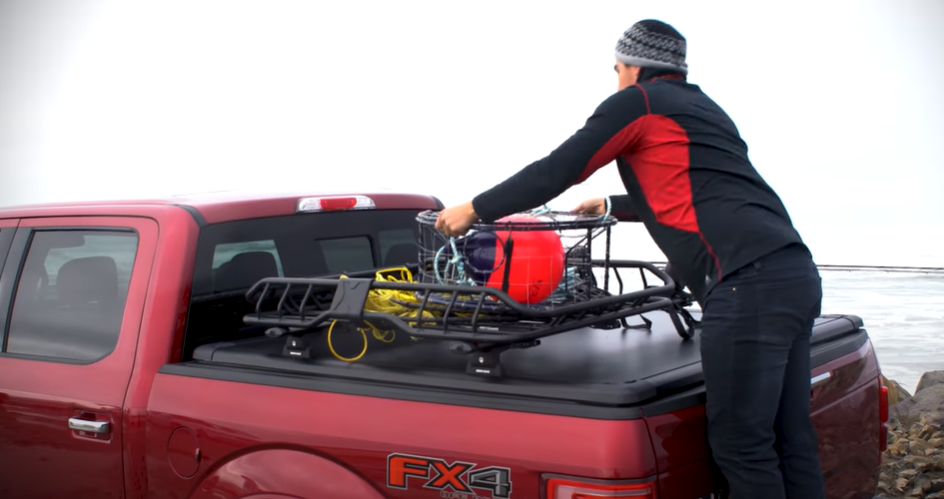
212, 240, 284, 276
192, 210, 418, 296
183, 209, 420, 359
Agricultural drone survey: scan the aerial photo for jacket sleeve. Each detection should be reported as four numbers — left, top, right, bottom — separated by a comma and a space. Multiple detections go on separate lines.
471, 87, 650, 223
608, 194, 642, 222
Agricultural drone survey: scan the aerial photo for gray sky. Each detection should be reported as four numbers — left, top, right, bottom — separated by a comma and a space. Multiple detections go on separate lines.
1, 0, 942, 266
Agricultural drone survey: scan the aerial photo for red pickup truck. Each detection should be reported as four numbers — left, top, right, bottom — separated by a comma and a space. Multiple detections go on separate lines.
0, 191, 888, 499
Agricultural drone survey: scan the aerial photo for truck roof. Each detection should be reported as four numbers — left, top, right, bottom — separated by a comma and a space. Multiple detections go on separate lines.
0, 189, 443, 224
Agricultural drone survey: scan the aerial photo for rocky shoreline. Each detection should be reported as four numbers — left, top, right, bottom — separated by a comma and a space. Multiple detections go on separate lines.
875, 371, 944, 498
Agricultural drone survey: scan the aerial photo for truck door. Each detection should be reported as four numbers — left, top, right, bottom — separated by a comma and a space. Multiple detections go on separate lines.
0, 216, 158, 499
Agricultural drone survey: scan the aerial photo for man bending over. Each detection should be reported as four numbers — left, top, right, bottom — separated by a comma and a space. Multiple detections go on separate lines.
435, 19, 826, 499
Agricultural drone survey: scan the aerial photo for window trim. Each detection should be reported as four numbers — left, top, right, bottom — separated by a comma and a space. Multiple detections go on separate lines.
0, 228, 29, 353
0, 226, 141, 365
0, 226, 16, 349
0, 226, 16, 289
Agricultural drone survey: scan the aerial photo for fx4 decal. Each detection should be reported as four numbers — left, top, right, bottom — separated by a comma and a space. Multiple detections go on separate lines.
387, 453, 513, 498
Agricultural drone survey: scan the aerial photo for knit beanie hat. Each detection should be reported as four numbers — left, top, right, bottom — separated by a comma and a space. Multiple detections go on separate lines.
615, 20, 688, 74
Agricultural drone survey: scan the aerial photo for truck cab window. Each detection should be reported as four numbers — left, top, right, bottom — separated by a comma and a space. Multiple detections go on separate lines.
378, 228, 417, 266
319, 236, 374, 274
307, 230, 417, 275
212, 240, 285, 293
213, 240, 284, 275
208, 232, 412, 284
5, 230, 139, 362
182, 209, 421, 360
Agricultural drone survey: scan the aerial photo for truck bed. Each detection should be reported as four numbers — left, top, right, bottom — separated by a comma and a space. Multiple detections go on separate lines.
176, 312, 868, 419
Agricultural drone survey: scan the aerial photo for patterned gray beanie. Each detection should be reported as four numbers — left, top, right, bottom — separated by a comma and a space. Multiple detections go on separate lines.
615, 20, 688, 74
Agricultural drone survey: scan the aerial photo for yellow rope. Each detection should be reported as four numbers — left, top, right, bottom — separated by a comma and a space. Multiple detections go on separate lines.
326, 319, 369, 361
327, 267, 440, 362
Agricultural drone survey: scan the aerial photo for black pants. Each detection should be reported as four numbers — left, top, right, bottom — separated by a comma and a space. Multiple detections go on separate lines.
700, 244, 826, 499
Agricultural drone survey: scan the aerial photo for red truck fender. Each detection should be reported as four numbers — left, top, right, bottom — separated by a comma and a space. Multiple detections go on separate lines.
188, 449, 386, 499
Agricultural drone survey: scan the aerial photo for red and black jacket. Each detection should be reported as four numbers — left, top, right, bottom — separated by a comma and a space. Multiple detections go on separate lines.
471, 75, 806, 303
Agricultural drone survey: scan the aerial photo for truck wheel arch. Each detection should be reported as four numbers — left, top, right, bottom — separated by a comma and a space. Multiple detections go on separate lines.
188, 448, 386, 499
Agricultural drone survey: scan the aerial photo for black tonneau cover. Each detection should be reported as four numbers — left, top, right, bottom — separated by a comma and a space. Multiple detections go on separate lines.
189, 311, 866, 408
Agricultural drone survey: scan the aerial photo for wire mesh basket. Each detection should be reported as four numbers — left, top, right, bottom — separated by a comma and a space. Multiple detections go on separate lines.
413, 209, 620, 313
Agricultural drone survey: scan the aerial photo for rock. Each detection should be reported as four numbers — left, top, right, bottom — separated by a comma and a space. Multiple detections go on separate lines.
877, 480, 890, 493
878, 373, 944, 497
905, 455, 942, 473
916, 371, 944, 394
876, 371, 944, 499
917, 474, 933, 493
895, 476, 910, 492
891, 383, 944, 426
886, 375, 915, 405
888, 440, 908, 456
932, 478, 944, 493
910, 439, 932, 455
921, 425, 938, 440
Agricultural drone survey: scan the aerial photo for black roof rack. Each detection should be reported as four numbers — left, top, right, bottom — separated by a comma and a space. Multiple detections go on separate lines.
243, 260, 698, 378
241, 208, 700, 378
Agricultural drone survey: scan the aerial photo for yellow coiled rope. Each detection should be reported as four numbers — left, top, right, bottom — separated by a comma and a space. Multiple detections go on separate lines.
327, 267, 440, 362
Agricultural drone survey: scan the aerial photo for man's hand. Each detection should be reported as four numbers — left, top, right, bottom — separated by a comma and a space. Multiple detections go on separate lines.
435, 201, 480, 238
571, 197, 607, 215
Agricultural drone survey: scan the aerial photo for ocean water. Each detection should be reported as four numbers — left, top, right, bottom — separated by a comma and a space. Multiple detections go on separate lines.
604, 267, 944, 395
818, 270, 944, 395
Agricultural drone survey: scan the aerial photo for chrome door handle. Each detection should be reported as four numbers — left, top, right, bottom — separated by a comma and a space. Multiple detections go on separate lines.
68, 417, 110, 434
811, 371, 832, 389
